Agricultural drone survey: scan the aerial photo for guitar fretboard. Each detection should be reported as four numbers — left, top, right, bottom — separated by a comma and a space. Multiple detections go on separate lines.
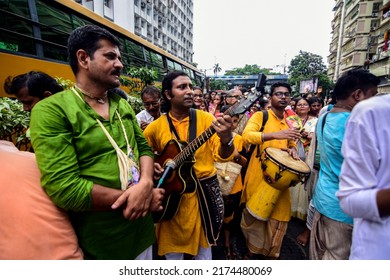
172, 126, 216, 166
169, 91, 260, 168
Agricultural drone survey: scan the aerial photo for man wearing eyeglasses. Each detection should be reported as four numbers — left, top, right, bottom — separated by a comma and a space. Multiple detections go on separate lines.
224, 88, 249, 135
240, 82, 301, 260
136, 85, 162, 130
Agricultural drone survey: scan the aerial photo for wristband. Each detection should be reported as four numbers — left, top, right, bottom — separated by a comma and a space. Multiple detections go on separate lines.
222, 137, 234, 147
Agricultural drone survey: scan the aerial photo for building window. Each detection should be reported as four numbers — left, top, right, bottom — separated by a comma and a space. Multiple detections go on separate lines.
104, 0, 112, 8
373, 3, 380, 12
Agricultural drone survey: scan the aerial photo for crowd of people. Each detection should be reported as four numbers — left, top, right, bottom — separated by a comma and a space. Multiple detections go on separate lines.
1, 25, 389, 260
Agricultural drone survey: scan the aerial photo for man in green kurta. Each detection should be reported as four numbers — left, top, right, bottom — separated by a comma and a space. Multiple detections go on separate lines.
30, 25, 164, 259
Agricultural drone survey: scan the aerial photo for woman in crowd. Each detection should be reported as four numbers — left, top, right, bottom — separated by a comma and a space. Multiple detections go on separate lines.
193, 86, 204, 109
308, 96, 323, 117
199, 99, 209, 112
209, 93, 224, 116
286, 97, 318, 246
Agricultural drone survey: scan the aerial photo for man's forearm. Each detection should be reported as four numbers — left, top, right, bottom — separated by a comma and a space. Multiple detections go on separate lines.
139, 155, 155, 186
91, 184, 123, 211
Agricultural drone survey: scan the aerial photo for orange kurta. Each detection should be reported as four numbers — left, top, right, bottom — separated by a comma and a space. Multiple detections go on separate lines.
0, 141, 83, 260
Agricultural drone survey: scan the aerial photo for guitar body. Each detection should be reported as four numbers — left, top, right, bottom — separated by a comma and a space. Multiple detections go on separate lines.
153, 139, 197, 222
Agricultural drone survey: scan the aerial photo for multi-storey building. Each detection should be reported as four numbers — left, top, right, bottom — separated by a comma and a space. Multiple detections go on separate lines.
328, 0, 390, 92
75, 0, 194, 64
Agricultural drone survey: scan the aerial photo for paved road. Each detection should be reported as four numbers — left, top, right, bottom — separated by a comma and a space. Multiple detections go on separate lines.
212, 217, 309, 260
153, 217, 309, 260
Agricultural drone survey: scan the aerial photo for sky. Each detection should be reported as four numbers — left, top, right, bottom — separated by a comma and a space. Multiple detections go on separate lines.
193, 0, 335, 75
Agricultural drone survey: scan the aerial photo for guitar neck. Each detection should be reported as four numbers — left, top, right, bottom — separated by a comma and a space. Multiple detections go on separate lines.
172, 126, 216, 167
169, 93, 260, 168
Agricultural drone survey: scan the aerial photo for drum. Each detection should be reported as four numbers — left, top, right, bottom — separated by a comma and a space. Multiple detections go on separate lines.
246, 147, 311, 221
261, 147, 311, 190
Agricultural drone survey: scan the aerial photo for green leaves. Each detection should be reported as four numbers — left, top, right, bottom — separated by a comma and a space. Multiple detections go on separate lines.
288, 51, 333, 96
213, 63, 222, 76
122, 67, 159, 94
225, 64, 280, 76
119, 67, 160, 114
0, 98, 31, 151
54, 77, 74, 90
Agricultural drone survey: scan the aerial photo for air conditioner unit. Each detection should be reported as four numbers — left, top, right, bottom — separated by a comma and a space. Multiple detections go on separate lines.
372, 54, 378, 60
141, 2, 146, 9
372, 12, 378, 17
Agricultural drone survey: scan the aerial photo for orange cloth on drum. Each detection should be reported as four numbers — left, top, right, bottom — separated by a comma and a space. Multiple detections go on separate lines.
144, 110, 233, 256
241, 110, 296, 222
0, 141, 83, 260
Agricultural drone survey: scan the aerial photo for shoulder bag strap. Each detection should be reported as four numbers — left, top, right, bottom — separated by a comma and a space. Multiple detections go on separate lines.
96, 118, 129, 191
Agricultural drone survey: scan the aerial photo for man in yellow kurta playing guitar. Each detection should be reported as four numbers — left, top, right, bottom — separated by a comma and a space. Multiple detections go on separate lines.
144, 71, 259, 260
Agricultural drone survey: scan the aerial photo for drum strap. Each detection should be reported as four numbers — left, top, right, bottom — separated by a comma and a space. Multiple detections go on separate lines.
254, 110, 268, 158
241, 110, 268, 182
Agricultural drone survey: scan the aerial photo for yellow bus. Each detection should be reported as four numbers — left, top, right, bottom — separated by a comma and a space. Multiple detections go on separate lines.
0, 0, 203, 97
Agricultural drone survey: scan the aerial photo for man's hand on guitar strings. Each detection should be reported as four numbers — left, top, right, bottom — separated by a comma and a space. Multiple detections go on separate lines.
150, 188, 165, 212
153, 162, 164, 181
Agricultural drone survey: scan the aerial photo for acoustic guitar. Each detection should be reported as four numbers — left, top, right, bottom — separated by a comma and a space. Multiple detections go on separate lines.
152, 90, 262, 222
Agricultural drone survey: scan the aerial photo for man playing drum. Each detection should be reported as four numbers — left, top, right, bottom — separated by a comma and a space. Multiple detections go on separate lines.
241, 82, 301, 259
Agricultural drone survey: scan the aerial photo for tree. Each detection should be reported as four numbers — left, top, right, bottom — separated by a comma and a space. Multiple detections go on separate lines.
213, 63, 222, 76
288, 50, 333, 96
224, 64, 282, 76
121, 67, 159, 96
0, 98, 31, 151
209, 78, 228, 90
120, 67, 159, 114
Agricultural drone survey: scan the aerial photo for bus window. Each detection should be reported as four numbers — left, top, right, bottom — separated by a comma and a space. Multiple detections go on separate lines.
145, 49, 164, 69
167, 59, 175, 71
0, 0, 30, 18
182, 66, 194, 79
174, 62, 182, 71
124, 39, 144, 61
36, 1, 93, 61
121, 53, 145, 71
0, 1, 35, 55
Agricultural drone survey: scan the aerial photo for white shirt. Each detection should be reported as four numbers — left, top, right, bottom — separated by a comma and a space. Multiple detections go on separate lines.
336, 94, 390, 260
136, 109, 154, 126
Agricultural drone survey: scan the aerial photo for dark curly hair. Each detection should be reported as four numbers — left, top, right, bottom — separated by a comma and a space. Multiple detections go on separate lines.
4, 71, 63, 99
333, 68, 380, 101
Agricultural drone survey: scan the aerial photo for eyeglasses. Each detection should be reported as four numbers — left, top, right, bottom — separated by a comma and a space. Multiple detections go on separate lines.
193, 94, 203, 99
273, 91, 291, 98
226, 95, 241, 99
296, 104, 309, 107
143, 100, 160, 108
